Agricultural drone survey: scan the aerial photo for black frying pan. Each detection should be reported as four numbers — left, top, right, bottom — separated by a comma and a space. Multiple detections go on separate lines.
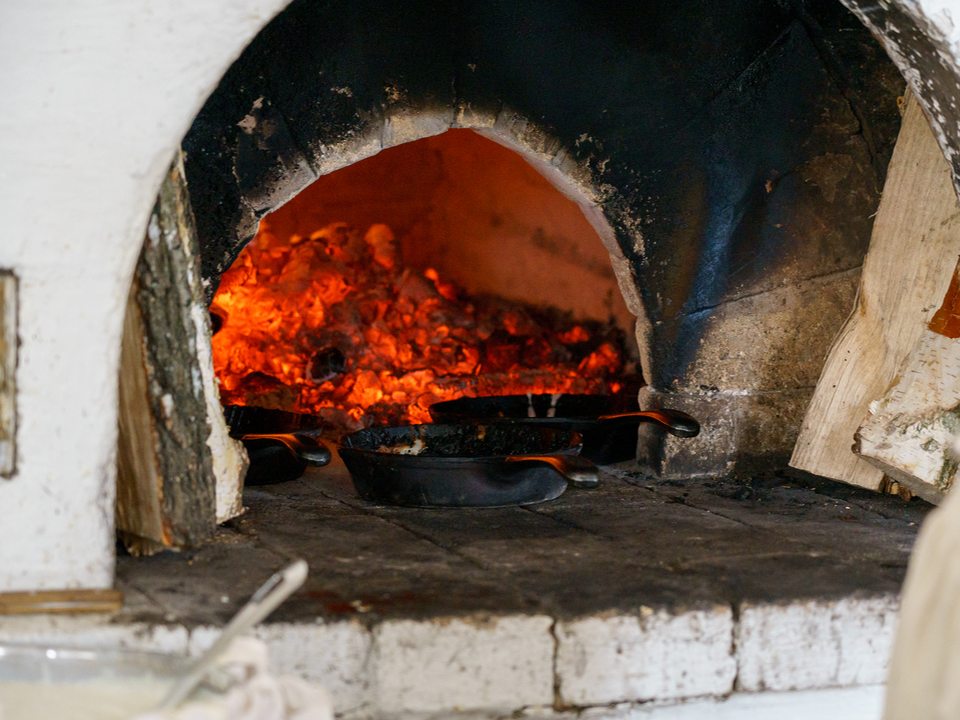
429, 394, 699, 464
338, 423, 599, 508
223, 404, 332, 485
241, 433, 331, 485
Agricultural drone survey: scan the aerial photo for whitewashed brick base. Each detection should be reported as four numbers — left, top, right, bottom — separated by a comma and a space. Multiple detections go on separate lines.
0, 596, 897, 717
373, 616, 555, 713
736, 596, 899, 692
556, 606, 737, 705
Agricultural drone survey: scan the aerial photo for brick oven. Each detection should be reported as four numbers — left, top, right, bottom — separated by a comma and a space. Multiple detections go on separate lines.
6, 0, 960, 716
2, 0, 960, 631
180, 0, 902, 479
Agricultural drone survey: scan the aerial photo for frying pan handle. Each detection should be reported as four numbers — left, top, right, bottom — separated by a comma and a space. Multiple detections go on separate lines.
241, 433, 332, 467
504, 454, 600, 489
597, 409, 700, 438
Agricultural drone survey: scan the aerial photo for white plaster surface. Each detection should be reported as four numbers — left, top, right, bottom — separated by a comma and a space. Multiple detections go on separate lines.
556, 606, 737, 705
373, 615, 555, 713
0, 0, 290, 591
736, 596, 899, 692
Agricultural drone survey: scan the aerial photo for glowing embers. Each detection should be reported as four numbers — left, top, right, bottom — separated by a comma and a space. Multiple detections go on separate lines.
211, 221, 625, 429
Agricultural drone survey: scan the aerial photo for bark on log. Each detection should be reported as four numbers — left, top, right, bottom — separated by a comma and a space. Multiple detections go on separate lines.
790, 91, 960, 490
116, 152, 247, 555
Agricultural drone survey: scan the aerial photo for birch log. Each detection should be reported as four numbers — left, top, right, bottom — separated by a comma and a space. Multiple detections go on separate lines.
790, 91, 960, 490
116, 151, 247, 555
854, 261, 960, 504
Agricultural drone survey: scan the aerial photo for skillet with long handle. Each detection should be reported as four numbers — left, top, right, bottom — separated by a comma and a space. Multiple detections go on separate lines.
222, 404, 332, 485
429, 394, 700, 464
240, 432, 332, 486
338, 423, 600, 507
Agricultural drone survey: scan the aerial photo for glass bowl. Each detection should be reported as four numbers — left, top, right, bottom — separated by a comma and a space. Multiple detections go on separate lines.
0, 643, 189, 720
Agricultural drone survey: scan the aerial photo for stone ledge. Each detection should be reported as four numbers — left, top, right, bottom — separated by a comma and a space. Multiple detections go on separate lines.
0, 593, 896, 718
0, 469, 918, 716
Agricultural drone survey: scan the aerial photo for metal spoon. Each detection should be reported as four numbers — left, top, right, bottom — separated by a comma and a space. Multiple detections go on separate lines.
158, 559, 309, 709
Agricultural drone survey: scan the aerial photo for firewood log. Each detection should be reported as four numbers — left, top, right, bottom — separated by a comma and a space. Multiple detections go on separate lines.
791, 90, 960, 492
116, 151, 247, 555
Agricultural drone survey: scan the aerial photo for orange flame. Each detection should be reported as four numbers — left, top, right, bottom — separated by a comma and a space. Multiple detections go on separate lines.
211, 222, 624, 429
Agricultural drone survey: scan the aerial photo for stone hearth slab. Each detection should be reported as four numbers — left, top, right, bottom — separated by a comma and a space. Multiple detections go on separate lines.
0, 459, 928, 717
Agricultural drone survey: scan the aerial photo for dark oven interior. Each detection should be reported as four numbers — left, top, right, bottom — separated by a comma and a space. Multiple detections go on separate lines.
180, 0, 904, 476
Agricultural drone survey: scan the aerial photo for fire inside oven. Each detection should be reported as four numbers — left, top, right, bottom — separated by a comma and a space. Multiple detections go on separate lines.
210, 129, 638, 433
112, 0, 907, 555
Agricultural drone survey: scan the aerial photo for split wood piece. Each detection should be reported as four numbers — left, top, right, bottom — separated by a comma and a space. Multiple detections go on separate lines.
790, 90, 960, 490
0, 589, 123, 615
117, 151, 247, 556
854, 260, 960, 505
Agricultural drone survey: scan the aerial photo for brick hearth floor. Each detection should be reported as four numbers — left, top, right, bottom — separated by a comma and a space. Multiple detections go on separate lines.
0, 456, 929, 718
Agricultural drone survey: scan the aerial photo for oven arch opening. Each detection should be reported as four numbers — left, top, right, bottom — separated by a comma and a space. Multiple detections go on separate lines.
177, 0, 901, 479
207, 125, 645, 430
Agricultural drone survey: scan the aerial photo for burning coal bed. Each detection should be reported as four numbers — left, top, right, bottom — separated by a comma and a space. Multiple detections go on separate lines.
211, 221, 629, 431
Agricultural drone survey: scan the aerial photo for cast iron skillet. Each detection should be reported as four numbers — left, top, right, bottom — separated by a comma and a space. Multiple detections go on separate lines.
223, 404, 332, 485
338, 423, 599, 508
429, 394, 700, 464
240, 433, 331, 485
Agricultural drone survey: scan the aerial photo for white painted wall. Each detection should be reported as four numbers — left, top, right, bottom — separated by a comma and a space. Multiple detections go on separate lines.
0, 1, 290, 591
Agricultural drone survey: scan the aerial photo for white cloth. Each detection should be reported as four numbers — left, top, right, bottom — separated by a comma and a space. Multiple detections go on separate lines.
884, 450, 960, 720
132, 638, 333, 720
